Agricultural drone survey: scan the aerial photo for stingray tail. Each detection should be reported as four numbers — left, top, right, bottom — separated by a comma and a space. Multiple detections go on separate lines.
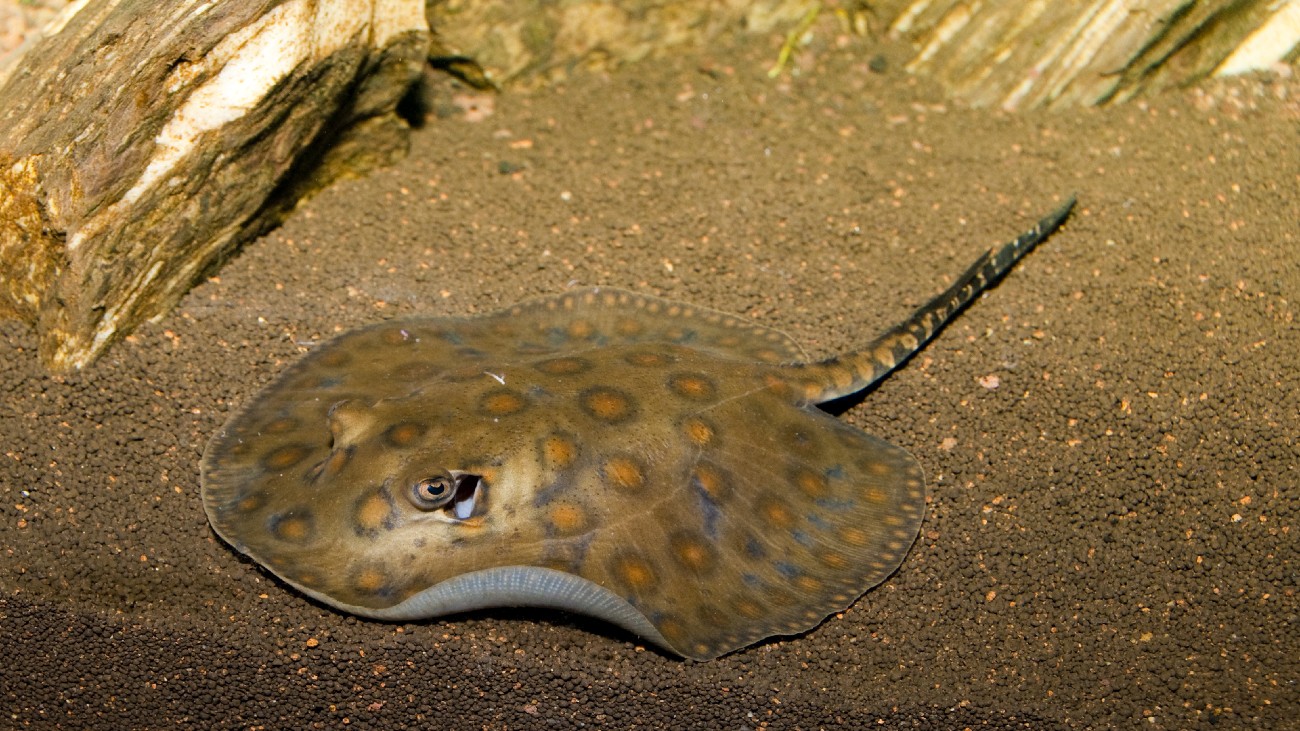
789, 196, 1077, 404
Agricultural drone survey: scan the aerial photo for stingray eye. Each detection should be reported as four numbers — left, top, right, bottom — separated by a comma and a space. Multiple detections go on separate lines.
411, 474, 456, 510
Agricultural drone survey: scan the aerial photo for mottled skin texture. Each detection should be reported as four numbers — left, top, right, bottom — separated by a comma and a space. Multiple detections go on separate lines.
202, 199, 1075, 660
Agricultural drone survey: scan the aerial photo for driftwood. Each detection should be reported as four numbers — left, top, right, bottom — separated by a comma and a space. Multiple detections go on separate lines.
0, 0, 428, 372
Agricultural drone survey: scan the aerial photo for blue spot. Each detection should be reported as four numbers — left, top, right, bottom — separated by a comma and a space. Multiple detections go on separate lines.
774, 561, 801, 579
745, 537, 766, 559
815, 497, 857, 512
792, 530, 816, 548
827, 464, 847, 480
532, 478, 575, 507
692, 475, 723, 538
742, 573, 764, 588
542, 533, 595, 563
807, 513, 832, 530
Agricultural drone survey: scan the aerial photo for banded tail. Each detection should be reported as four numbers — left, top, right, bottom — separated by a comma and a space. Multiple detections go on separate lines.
790, 197, 1077, 403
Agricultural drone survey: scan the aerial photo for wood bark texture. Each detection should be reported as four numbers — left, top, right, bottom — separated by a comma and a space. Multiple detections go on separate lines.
0, 0, 428, 372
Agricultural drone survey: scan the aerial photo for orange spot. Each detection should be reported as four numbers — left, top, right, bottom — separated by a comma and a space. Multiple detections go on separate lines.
796, 575, 823, 593
354, 568, 386, 594
612, 554, 658, 591
872, 344, 897, 370
542, 435, 578, 468
839, 526, 870, 546
664, 327, 688, 341
615, 318, 644, 337
753, 349, 783, 363
236, 493, 265, 513
691, 464, 730, 502
324, 448, 351, 475
264, 417, 299, 433
581, 387, 635, 423
273, 514, 313, 542
603, 456, 645, 491
355, 492, 392, 531
384, 422, 425, 447
481, 390, 527, 416
625, 351, 668, 367
865, 486, 888, 504
682, 417, 715, 447
669, 373, 716, 400
818, 551, 849, 570
657, 616, 685, 641
263, 444, 310, 470
827, 364, 855, 390
536, 357, 589, 375
763, 373, 794, 398
548, 503, 587, 534
793, 469, 828, 498
736, 599, 765, 618
566, 319, 596, 339
758, 498, 795, 529
670, 533, 714, 572
866, 460, 892, 476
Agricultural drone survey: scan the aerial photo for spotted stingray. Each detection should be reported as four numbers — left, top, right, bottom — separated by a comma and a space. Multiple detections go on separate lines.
201, 198, 1074, 660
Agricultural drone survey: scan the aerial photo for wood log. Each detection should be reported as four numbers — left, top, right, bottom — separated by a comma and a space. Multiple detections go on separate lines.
0, 0, 428, 372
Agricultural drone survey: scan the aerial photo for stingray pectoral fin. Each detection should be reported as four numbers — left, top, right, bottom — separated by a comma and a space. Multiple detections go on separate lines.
289, 566, 675, 655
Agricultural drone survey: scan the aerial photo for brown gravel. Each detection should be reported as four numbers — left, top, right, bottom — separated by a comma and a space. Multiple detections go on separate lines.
2, 31, 1297, 731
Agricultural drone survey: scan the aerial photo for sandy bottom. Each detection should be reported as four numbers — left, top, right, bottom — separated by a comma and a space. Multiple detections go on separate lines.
2, 34, 1296, 730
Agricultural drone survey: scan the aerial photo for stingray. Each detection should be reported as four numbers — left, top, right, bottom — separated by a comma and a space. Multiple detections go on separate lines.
201, 198, 1075, 660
